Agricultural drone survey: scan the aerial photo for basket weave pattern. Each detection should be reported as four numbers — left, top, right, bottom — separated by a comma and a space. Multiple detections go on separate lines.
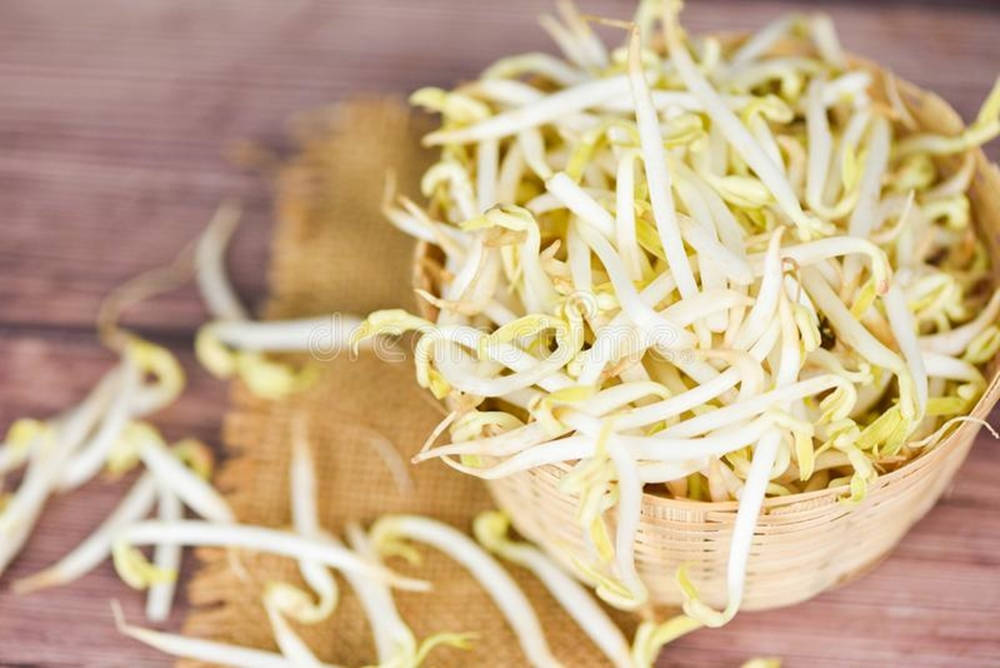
413, 63, 1000, 611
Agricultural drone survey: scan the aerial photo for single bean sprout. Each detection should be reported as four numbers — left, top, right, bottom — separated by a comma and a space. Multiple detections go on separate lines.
112, 600, 314, 668
112, 520, 430, 592
146, 482, 182, 623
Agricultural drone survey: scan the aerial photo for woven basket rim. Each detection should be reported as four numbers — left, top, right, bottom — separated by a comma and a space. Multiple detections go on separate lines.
410, 56, 1000, 513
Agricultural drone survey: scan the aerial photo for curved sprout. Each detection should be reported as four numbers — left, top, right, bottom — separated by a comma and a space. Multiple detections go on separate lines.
262, 583, 328, 668
112, 601, 320, 668
474, 511, 632, 668
195, 200, 247, 322
112, 520, 430, 593
12, 474, 157, 594
146, 483, 182, 623
370, 514, 561, 667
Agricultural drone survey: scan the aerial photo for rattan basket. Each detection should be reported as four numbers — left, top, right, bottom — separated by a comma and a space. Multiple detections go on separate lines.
411, 60, 1000, 611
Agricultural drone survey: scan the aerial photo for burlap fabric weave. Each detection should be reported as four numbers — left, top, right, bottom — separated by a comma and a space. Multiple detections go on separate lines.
180, 99, 635, 667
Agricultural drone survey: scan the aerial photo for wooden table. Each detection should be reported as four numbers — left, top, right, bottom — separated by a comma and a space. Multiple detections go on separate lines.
1, 1, 998, 666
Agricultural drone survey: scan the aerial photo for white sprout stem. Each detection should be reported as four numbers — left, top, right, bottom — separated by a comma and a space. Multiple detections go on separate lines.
746, 236, 891, 293
58, 355, 140, 491
663, 5, 818, 236
414, 421, 561, 463
289, 418, 339, 622
497, 141, 527, 205
822, 71, 871, 106
598, 89, 776, 115
371, 515, 560, 667
627, 28, 698, 298
138, 436, 234, 523
546, 172, 615, 238
565, 221, 594, 294
728, 13, 801, 67
923, 352, 985, 384
689, 171, 747, 254
724, 57, 823, 94
538, 12, 590, 69
575, 271, 677, 384
0, 440, 31, 477
615, 150, 646, 282
700, 291, 803, 624
519, 128, 555, 180
606, 437, 647, 607
113, 601, 312, 668
449, 420, 775, 479
658, 374, 849, 438
476, 138, 500, 211
264, 597, 327, 668
920, 289, 1000, 355
389, 195, 469, 258
638, 458, 708, 483
146, 483, 182, 622
428, 324, 576, 397
714, 429, 780, 623
732, 229, 784, 350
824, 107, 871, 205
115, 521, 429, 592
555, 0, 608, 68
206, 315, 365, 353
12, 474, 157, 594
805, 77, 833, 213
343, 523, 418, 664
674, 179, 730, 332
422, 161, 480, 222
748, 113, 785, 174
195, 201, 248, 321
474, 512, 632, 668
678, 216, 753, 285
615, 369, 745, 431
591, 308, 780, 432
844, 115, 891, 286
291, 417, 320, 536
498, 210, 558, 314
809, 13, 846, 67
925, 153, 976, 200
801, 268, 905, 373
480, 52, 586, 87
576, 381, 671, 417
884, 284, 928, 418
424, 76, 632, 145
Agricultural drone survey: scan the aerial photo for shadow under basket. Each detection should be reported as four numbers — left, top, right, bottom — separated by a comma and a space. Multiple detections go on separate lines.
411, 61, 1000, 611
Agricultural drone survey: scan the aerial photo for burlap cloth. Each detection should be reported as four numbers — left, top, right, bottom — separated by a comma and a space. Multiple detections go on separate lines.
180, 99, 636, 667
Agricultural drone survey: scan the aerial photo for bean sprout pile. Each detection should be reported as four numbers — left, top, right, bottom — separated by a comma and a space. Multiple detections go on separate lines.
2, 1, 999, 666
353, 0, 1000, 629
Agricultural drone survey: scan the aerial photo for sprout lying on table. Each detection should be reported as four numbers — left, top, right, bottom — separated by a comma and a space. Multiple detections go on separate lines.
0, 239, 192, 618
349, 0, 1000, 635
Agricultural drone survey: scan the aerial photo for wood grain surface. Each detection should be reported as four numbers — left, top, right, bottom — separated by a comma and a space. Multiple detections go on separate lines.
0, 1, 998, 666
